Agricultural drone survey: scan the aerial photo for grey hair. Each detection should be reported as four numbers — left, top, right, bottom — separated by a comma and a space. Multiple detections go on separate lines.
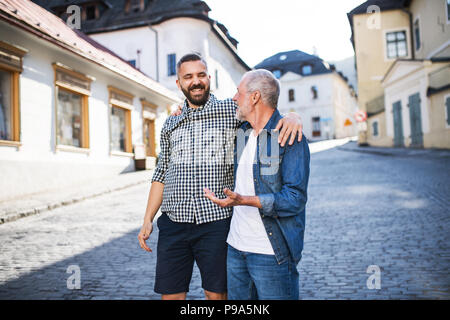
243, 69, 280, 109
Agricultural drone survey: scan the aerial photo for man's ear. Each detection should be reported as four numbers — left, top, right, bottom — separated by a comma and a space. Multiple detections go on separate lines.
176, 78, 181, 90
252, 90, 261, 105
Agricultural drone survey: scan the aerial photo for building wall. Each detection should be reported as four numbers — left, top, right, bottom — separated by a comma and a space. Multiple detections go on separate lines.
410, 0, 450, 59
367, 111, 391, 147
278, 72, 357, 141
90, 17, 248, 101
383, 61, 450, 149
89, 26, 158, 80
332, 74, 358, 139
425, 89, 450, 149
0, 21, 174, 201
353, 10, 411, 112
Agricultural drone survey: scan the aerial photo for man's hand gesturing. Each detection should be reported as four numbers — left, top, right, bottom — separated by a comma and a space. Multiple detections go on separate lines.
138, 221, 153, 252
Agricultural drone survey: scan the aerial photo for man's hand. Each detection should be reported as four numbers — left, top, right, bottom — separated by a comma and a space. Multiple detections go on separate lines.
274, 112, 303, 147
203, 187, 242, 208
170, 105, 183, 116
138, 221, 153, 252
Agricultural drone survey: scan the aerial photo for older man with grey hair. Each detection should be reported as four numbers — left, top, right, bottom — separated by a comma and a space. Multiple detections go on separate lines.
204, 69, 310, 300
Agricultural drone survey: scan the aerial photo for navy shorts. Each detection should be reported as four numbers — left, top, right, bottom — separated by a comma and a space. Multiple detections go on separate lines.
154, 213, 231, 295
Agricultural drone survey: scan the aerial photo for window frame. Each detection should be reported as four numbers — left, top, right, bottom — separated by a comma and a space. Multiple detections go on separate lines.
272, 69, 281, 79
288, 89, 295, 102
0, 41, 27, 147
312, 116, 321, 137
141, 99, 157, 157
446, 0, 450, 24
301, 64, 312, 76
108, 86, 134, 156
53, 63, 92, 153
371, 120, 379, 138
167, 53, 176, 77
414, 17, 421, 52
383, 28, 410, 61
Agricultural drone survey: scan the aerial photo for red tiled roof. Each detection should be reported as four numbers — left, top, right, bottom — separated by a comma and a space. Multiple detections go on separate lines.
0, 0, 180, 102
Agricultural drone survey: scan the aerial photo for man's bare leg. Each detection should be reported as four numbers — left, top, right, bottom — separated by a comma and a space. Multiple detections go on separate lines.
161, 292, 187, 300
204, 290, 227, 300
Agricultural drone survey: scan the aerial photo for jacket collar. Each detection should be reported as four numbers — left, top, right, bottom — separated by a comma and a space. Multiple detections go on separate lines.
240, 108, 282, 135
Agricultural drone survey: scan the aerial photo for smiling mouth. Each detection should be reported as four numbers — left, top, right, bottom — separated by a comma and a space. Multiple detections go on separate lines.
190, 88, 204, 93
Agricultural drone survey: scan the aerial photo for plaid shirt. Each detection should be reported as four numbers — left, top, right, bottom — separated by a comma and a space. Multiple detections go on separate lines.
152, 94, 240, 224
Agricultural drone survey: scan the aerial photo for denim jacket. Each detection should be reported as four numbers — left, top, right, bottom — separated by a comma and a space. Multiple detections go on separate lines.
234, 109, 310, 265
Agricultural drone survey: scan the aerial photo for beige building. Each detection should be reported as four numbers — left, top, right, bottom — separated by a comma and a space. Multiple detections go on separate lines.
348, 0, 450, 148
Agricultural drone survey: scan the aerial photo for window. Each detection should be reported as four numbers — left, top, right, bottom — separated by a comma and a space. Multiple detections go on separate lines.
414, 19, 421, 51
108, 86, 133, 154
125, 0, 145, 13
288, 89, 295, 102
301, 65, 312, 75
447, 0, 450, 23
167, 53, 176, 76
142, 100, 157, 157
53, 63, 91, 150
372, 121, 379, 137
85, 5, 97, 20
0, 41, 26, 146
0, 69, 12, 141
312, 117, 321, 137
445, 95, 450, 127
57, 89, 84, 147
127, 59, 136, 67
272, 70, 281, 79
386, 30, 408, 59
311, 85, 318, 99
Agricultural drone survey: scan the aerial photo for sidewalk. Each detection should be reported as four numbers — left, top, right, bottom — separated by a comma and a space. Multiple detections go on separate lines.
337, 141, 450, 158
0, 170, 153, 225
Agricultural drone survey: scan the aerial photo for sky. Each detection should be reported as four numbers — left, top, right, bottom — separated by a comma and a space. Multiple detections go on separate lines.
205, 0, 367, 67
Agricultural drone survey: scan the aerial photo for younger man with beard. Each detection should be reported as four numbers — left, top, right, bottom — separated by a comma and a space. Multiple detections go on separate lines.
138, 53, 303, 300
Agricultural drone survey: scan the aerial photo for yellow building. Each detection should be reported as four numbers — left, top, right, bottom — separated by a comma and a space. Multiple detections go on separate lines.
348, 0, 450, 149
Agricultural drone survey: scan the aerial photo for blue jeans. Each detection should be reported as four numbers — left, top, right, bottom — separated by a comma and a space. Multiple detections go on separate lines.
227, 245, 299, 300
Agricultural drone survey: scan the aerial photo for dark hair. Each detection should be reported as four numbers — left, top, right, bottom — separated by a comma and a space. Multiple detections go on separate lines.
176, 52, 208, 76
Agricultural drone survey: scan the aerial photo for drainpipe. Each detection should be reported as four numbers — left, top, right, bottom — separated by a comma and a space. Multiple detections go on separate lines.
149, 25, 159, 81
401, 7, 415, 60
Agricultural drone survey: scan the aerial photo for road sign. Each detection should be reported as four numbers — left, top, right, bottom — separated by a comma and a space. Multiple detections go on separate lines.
344, 118, 353, 126
354, 110, 367, 122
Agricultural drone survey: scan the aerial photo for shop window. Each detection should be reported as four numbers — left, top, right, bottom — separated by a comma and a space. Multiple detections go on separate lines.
0, 41, 27, 146
108, 86, 133, 154
53, 63, 92, 151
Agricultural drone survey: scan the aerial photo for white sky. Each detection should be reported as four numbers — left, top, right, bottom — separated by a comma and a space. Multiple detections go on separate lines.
205, 0, 367, 67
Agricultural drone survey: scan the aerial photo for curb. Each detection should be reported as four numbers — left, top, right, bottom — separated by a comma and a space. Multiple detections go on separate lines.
0, 178, 149, 225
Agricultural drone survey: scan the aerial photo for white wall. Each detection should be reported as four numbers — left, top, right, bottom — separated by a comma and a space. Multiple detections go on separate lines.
90, 17, 248, 101
0, 21, 173, 201
278, 72, 357, 141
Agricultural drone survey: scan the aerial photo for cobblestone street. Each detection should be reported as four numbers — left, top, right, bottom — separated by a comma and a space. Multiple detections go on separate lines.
0, 143, 449, 299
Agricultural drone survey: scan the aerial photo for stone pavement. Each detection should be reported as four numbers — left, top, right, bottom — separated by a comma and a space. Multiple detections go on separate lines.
0, 142, 449, 299
0, 170, 153, 224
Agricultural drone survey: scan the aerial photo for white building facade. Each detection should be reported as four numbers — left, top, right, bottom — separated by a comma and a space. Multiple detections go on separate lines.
88, 17, 249, 100
257, 50, 358, 142
0, 1, 180, 202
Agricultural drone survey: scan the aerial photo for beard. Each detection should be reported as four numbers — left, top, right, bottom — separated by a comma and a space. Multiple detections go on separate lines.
181, 83, 210, 107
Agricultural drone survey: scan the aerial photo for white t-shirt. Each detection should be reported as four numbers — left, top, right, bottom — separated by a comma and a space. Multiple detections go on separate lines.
227, 130, 275, 255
